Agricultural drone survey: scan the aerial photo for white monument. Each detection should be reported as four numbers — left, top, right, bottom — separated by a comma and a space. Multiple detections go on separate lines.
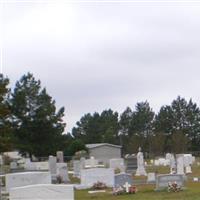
48, 156, 57, 181
176, 154, 185, 175
135, 147, 147, 176
184, 154, 192, 174
167, 153, 176, 174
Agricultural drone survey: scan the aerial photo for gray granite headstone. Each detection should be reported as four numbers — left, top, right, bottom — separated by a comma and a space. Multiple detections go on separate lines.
56, 151, 64, 163
156, 174, 184, 190
114, 173, 133, 187
125, 155, 137, 173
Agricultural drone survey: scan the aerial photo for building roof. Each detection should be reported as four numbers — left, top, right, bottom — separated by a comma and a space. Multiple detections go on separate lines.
86, 143, 122, 149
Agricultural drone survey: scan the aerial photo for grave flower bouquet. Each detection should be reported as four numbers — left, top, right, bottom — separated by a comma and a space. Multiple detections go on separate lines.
92, 181, 107, 190
167, 181, 181, 192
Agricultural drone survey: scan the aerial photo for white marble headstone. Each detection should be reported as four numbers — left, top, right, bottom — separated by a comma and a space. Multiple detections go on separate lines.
6, 172, 51, 192
57, 163, 69, 183
81, 168, 114, 187
176, 154, 185, 175
73, 160, 81, 178
10, 184, 74, 200
48, 156, 57, 181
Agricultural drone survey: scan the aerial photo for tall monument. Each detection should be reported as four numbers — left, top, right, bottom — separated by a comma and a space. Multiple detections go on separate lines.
135, 147, 147, 176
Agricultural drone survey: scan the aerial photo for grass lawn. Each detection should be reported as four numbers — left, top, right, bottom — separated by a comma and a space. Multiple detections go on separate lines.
75, 162, 200, 200
75, 182, 200, 200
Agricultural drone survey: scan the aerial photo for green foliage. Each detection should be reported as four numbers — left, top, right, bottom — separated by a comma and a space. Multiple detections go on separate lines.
154, 96, 200, 152
68, 139, 87, 156
11, 73, 66, 157
0, 74, 13, 152
72, 109, 119, 145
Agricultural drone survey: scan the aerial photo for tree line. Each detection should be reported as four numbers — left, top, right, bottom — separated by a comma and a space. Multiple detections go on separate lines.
72, 97, 200, 156
1, 72, 200, 158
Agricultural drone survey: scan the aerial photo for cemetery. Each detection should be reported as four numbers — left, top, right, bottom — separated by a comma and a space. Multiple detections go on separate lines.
0, 148, 200, 200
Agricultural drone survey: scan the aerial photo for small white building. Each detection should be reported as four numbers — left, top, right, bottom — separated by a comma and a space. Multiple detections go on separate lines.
86, 143, 122, 165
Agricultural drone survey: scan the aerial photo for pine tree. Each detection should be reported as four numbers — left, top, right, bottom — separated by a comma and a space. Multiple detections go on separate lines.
11, 73, 66, 157
0, 74, 13, 152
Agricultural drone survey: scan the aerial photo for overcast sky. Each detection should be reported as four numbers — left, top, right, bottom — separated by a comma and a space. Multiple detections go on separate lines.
2, 0, 200, 132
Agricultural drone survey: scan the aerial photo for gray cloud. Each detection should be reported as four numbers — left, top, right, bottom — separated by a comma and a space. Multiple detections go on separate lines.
3, 1, 200, 132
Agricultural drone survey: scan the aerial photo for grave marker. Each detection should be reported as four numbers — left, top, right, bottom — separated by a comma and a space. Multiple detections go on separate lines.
114, 173, 133, 187
156, 174, 184, 190
10, 184, 74, 200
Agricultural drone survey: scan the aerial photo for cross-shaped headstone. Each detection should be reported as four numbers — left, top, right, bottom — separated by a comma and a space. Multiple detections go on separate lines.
123, 182, 131, 193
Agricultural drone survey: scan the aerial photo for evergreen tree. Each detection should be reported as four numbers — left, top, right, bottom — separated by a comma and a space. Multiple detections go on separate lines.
130, 101, 155, 153
72, 112, 102, 144
72, 109, 119, 144
99, 109, 119, 144
119, 107, 133, 136
11, 73, 66, 157
155, 96, 200, 151
0, 74, 13, 152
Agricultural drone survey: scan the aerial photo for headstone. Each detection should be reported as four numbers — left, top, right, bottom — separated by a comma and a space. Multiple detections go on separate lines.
184, 154, 192, 174
0, 155, 3, 165
80, 157, 86, 169
158, 158, 170, 166
24, 158, 35, 170
154, 160, 159, 166
80, 168, 114, 188
185, 166, 192, 174
176, 154, 185, 175
114, 173, 133, 187
110, 158, 125, 172
10, 184, 74, 200
166, 153, 171, 161
192, 156, 195, 164
156, 174, 184, 190
6, 172, 51, 192
48, 156, 57, 181
56, 151, 64, 163
90, 157, 96, 168
10, 161, 18, 170
166, 154, 176, 174
57, 163, 69, 183
135, 147, 147, 176
193, 177, 199, 182
85, 157, 98, 168
73, 160, 81, 178
35, 162, 49, 170
125, 155, 137, 173
147, 172, 156, 183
